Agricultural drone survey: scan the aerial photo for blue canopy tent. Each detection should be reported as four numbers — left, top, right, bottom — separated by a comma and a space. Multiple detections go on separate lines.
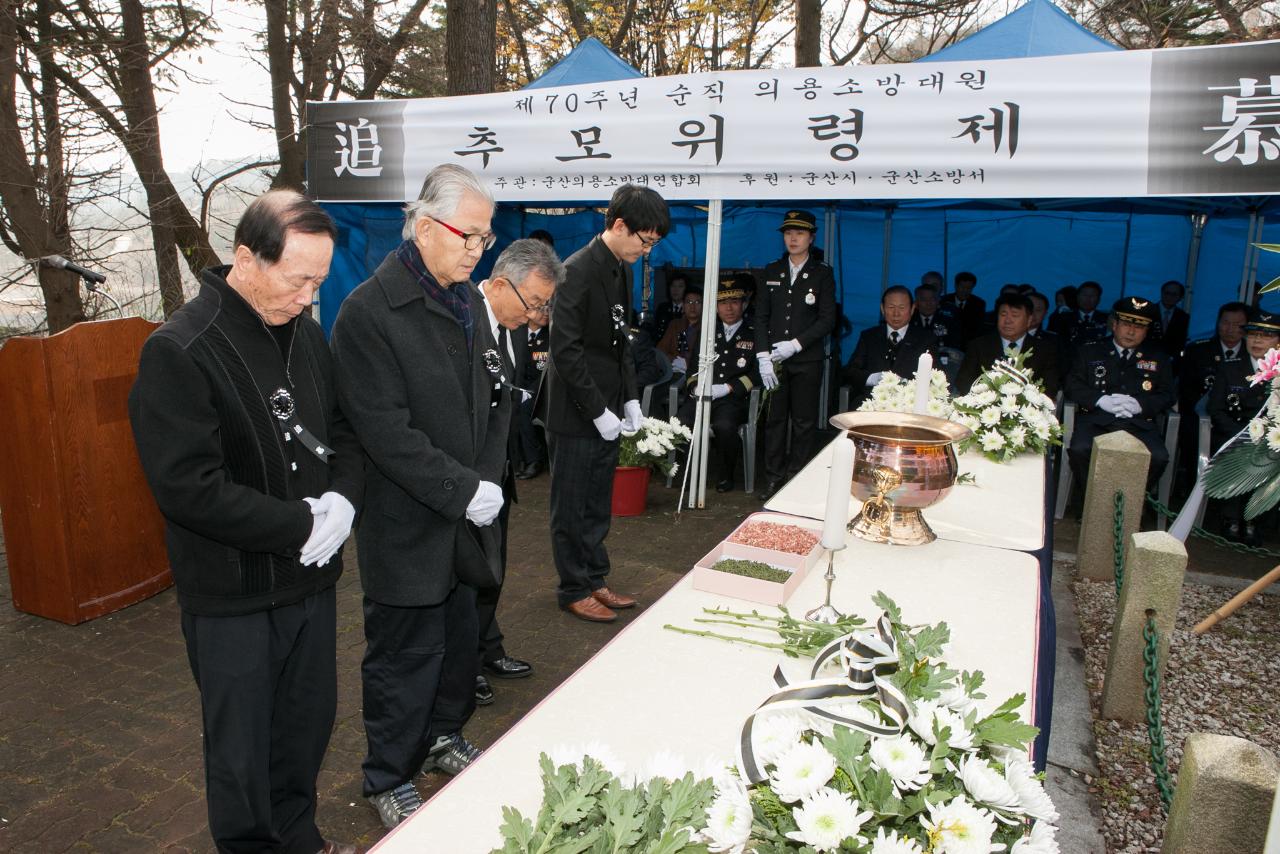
919, 0, 1120, 62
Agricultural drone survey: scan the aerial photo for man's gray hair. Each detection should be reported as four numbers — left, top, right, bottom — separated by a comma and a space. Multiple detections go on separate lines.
491, 237, 566, 288
402, 163, 495, 239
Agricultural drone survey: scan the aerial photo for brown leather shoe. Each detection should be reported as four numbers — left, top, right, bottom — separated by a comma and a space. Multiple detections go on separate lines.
563, 596, 617, 622
319, 841, 362, 854
592, 587, 636, 609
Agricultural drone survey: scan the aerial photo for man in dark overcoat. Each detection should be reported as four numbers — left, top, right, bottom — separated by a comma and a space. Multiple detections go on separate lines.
841, 285, 935, 409
330, 164, 510, 829
957, 293, 1061, 398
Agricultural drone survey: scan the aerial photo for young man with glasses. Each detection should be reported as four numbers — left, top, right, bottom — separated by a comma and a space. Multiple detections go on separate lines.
538, 183, 670, 622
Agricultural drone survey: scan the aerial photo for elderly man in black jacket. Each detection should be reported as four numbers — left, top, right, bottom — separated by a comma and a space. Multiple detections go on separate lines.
957, 293, 1061, 398
540, 184, 670, 623
129, 191, 363, 854
331, 164, 510, 830
842, 285, 936, 409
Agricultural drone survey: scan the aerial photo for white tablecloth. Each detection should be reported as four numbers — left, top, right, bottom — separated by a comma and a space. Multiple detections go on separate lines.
764, 435, 1048, 552
373, 535, 1042, 853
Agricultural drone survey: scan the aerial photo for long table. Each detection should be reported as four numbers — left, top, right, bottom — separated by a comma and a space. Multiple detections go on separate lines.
374, 535, 1043, 853
766, 435, 1057, 769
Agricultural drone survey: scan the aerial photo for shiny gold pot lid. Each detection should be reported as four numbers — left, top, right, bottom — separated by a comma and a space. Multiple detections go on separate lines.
829, 411, 972, 446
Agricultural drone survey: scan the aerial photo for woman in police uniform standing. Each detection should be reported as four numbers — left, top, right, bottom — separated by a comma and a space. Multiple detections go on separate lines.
1207, 308, 1280, 544
754, 210, 837, 498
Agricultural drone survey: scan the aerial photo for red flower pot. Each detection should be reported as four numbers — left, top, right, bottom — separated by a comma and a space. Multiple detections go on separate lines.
611, 466, 651, 516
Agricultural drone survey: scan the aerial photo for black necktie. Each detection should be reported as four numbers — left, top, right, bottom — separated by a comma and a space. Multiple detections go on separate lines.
890, 330, 900, 346
1225, 348, 1236, 361
1122, 348, 1132, 362
497, 326, 512, 374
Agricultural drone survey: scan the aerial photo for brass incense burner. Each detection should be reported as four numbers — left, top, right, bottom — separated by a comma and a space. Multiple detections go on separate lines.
829, 412, 972, 546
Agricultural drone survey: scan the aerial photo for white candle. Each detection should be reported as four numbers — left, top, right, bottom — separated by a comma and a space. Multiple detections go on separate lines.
1168, 472, 1206, 542
913, 352, 934, 414
822, 434, 855, 550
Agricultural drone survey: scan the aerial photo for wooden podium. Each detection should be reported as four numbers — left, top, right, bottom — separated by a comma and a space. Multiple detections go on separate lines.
0, 317, 171, 624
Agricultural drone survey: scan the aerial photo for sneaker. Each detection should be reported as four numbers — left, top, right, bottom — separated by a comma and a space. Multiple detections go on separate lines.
422, 732, 482, 776
366, 782, 423, 830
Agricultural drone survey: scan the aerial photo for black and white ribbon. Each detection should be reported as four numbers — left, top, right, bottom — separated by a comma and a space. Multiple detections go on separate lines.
269, 388, 334, 463
737, 614, 911, 784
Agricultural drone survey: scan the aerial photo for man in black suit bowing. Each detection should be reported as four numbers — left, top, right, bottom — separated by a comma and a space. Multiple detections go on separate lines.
957, 293, 1061, 398
473, 239, 564, 702
540, 184, 670, 623
842, 285, 935, 409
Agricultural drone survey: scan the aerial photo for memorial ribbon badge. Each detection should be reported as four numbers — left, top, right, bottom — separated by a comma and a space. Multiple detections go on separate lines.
269, 387, 334, 462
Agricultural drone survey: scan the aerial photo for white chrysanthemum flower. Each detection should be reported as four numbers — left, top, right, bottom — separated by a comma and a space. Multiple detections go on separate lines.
805, 700, 883, 737
1267, 424, 1280, 452
976, 389, 999, 406
769, 740, 837, 803
700, 785, 752, 853
870, 826, 927, 854
1007, 425, 1028, 449
1033, 421, 1051, 441
936, 681, 979, 715
986, 743, 1028, 766
980, 431, 1006, 452
752, 711, 807, 766
868, 733, 932, 792
577, 741, 626, 777
1249, 417, 1267, 443
1010, 820, 1059, 854
909, 701, 976, 751
927, 398, 953, 418
785, 788, 874, 852
980, 407, 1002, 426
920, 796, 1004, 854
958, 414, 982, 433
1004, 757, 1059, 822
632, 749, 687, 784
954, 755, 1022, 813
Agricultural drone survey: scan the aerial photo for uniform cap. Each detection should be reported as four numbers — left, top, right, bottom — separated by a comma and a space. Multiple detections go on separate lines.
779, 210, 817, 232
1111, 296, 1159, 326
1246, 307, 1280, 333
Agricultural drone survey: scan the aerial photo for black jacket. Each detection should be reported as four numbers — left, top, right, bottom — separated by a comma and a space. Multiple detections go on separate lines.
940, 293, 986, 343
1180, 337, 1242, 417
686, 318, 759, 398
753, 255, 837, 363
1207, 357, 1267, 449
910, 306, 965, 352
957, 333, 1061, 399
1064, 339, 1176, 435
331, 253, 510, 607
539, 236, 639, 437
841, 324, 935, 407
128, 267, 363, 617
1150, 306, 1190, 357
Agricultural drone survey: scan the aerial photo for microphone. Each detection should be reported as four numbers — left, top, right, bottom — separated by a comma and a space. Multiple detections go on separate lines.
42, 255, 107, 285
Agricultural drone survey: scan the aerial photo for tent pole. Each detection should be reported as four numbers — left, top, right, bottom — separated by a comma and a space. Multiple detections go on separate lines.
820, 205, 838, 427
690, 199, 723, 509
1240, 211, 1261, 303
881, 205, 895, 292
1183, 213, 1206, 317
1118, 214, 1132, 298
1246, 214, 1267, 303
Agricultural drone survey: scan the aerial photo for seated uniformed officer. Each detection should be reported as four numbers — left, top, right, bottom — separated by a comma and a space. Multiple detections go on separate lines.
1064, 296, 1175, 490
755, 210, 837, 499
911, 281, 963, 377
678, 276, 759, 492
1172, 302, 1248, 496
1206, 308, 1280, 544
842, 285, 936, 409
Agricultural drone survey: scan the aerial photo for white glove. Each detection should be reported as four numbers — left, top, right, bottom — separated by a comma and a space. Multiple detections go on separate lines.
1096, 394, 1130, 417
593, 408, 622, 440
520, 390, 532, 404
671, 356, 687, 374
622, 399, 643, 434
771, 339, 802, 362
757, 354, 779, 390
1115, 395, 1143, 417
466, 480, 504, 526
866, 371, 884, 387
300, 492, 356, 567
711, 383, 731, 400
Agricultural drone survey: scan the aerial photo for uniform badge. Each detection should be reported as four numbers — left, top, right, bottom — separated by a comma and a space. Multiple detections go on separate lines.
1093, 364, 1106, 379
737, 357, 747, 368
805, 291, 816, 305
1142, 380, 1153, 391
766, 279, 781, 288
802, 272, 809, 279
1137, 359, 1157, 372
934, 324, 947, 337
1227, 391, 1241, 410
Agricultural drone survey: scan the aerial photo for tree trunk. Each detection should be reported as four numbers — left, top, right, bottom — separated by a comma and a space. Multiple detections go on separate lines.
266, 0, 305, 189
446, 0, 497, 96
0, 0, 84, 332
795, 0, 820, 67
1210, 0, 1250, 39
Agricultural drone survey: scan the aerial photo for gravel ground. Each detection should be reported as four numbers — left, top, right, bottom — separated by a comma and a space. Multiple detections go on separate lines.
1073, 572, 1280, 853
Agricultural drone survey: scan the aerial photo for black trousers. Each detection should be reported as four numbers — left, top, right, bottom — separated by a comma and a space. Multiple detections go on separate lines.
475, 501, 510, 663
678, 394, 748, 483
764, 358, 824, 483
516, 398, 546, 468
1068, 420, 1168, 491
360, 583, 478, 796
548, 430, 620, 608
181, 587, 336, 854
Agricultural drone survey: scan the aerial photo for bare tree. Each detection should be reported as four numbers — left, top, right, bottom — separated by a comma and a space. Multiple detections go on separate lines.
1060, 0, 1278, 47
446, 0, 497, 94
796, 0, 821, 65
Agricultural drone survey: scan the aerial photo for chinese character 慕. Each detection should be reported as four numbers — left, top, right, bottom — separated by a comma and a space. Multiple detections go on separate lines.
1204, 76, 1280, 165
334, 118, 382, 177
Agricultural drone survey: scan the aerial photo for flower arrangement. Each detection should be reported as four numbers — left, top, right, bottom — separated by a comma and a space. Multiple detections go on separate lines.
618, 416, 693, 478
1204, 347, 1280, 517
949, 354, 1061, 464
495, 596, 1058, 854
859, 370, 954, 419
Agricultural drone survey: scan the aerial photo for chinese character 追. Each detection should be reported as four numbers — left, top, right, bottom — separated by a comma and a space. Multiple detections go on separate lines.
334, 118, 382, 177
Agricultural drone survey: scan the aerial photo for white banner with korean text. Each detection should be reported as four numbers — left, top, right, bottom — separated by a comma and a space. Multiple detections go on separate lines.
307, 40, 1280, 203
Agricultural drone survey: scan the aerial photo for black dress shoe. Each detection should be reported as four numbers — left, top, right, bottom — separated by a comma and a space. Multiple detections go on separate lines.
759, 479, 783, 500
515, 461, 543, 480
474, 675, 494, 705
716, 479, 733, 493
483, 655, 533, 679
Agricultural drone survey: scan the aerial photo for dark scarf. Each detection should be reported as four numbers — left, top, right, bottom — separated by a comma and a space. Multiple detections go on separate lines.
397, 239, 474, 350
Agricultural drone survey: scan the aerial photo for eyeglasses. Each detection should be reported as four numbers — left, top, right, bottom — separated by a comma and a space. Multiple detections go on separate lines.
430, 217, 496, 251
630, 228, 661, 249
506, 277, 553, 317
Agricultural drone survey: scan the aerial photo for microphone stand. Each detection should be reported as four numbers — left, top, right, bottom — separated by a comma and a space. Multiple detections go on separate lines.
81, 273, 124, 318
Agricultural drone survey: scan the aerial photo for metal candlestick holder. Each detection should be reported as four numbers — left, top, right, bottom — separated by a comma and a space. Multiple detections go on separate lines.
805, 544, 846, 624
